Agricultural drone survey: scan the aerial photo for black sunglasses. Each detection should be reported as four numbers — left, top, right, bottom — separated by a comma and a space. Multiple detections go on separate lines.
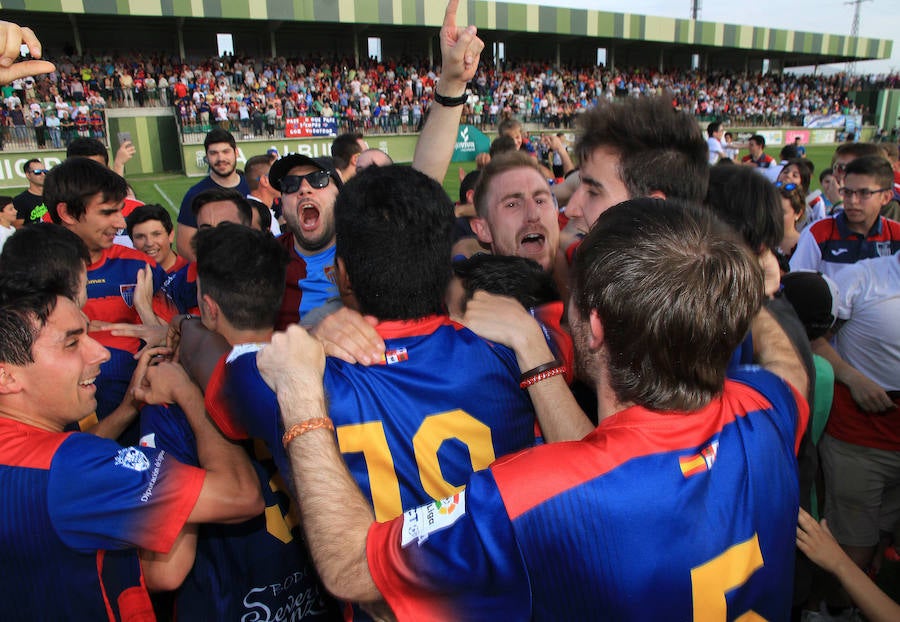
28, 168, 47, 175
280, 170, 331, 194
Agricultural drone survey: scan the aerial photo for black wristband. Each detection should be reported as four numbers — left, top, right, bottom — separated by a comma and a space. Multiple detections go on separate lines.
519, 360, 563, 383
433, 91, 468, 107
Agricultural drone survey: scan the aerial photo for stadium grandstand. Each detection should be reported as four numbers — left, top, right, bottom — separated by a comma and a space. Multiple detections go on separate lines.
0, 0, 895, 184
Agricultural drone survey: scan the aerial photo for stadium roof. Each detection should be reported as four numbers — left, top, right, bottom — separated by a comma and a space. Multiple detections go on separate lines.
3, 0, 892, 70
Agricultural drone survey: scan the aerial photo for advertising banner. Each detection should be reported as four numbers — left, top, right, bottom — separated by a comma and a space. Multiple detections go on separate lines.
284, 117, 338, 138
450, 125, 491, 162
0, 152, 65, 190
784, 129, 809, 144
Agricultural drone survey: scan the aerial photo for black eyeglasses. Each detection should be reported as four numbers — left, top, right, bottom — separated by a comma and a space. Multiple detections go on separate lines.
838, 187, 890, 200
280, 170, 331, 194
774, 182, 799, 191
28, 168, 47, 175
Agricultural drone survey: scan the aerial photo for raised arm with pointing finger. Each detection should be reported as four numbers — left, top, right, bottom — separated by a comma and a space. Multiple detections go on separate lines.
412, 0, 484, 183
313, 0, 485, 365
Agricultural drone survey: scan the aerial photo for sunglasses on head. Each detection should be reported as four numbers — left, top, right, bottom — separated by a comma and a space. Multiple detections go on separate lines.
774, 181, 799, 192
280, 170, 332, 194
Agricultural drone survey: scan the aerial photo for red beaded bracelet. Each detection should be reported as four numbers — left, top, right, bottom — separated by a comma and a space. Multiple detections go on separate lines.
519, 366, 567, 389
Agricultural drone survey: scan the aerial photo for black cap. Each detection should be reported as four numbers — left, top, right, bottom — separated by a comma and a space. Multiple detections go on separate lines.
268, 154, 343, 192
780, 270, 839, 340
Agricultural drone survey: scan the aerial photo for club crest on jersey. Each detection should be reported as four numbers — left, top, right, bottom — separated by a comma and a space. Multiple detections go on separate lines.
377, 347, 409, 365
114, 447, 150, 472
120, 283, 137, 308
401, 491, 466, 547
679, 440, 719, 478
324, 264, 337, 285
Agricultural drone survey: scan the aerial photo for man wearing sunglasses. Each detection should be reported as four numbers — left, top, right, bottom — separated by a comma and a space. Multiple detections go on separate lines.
791, 155, 900, 279
266, 154, 344, 331
13, 158, 48, 227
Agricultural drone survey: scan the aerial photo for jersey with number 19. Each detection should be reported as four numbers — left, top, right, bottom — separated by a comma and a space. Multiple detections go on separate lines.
221, 316, 538, 524
368, 367, 809, 621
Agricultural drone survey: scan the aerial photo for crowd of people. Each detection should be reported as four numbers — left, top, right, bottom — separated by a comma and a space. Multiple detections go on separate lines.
3, 35, 898, 150
2, 5, 900, 622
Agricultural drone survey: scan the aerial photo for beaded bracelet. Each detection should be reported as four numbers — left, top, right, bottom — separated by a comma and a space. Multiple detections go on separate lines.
519, 365, 567, 389
282, 417, 334, 448
519, 360, 562, 383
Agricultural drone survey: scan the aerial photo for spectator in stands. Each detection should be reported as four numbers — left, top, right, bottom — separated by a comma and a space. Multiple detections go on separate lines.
176, 128, 249, 261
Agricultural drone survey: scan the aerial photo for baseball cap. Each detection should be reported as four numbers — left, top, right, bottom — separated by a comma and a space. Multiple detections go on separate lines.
268, 154, 343, 192
780, 270, 839, 341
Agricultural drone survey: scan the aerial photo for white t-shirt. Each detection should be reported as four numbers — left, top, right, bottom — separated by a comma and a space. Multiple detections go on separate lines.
0, 225, 15, 253
833, 252, 900, 391
707, 136, 725, 165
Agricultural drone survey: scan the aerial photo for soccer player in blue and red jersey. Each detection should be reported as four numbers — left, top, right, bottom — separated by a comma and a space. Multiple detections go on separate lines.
192, 166, 538, 621
44, 159, 172, 442
0, 288, 262, 622
141, 223, 340, 621
262, 198, 810, 622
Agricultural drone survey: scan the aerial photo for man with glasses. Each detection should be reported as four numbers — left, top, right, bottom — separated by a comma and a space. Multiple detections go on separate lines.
828, 142, 891, 213
267, 154, 343, 330
13, 159, 47, 226
790, 155, 900, 279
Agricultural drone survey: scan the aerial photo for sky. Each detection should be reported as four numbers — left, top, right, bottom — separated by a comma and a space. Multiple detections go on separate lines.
513, 0, 899, 74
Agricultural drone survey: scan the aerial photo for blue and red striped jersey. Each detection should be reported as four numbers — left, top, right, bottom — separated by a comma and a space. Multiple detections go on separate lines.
140, 404, 340, 621
368, 368, 809, 621
0, 417, 204, 621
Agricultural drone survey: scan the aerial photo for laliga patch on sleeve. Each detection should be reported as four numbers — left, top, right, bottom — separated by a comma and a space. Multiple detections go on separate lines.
401, 491, 467, 547
139, 433, 156, 448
